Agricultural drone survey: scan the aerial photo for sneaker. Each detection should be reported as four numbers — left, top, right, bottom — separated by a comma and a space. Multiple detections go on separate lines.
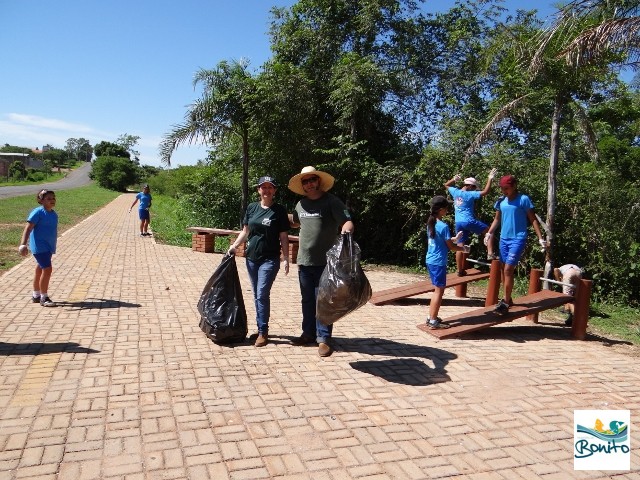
427, 317, 451, 329
493, 299, 510, 316
31, 295, 41, 303
318, 342, 333, 357
40, 296, 56, 307
140, 233, 145, 237
143, 232, 152, 236
487, 253, 500, 261
254, 334, 268, 347
290, 334, 315, 346
564, 314, 573, 327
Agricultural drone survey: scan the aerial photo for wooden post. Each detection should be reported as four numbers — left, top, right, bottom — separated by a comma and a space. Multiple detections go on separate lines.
571, 278, 591, 340
526, 269, 543, 323
455, 259, 469, 298
484, 260, 502, 307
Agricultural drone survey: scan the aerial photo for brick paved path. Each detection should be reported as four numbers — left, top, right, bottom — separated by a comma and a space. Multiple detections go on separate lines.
0, 194, 638, 479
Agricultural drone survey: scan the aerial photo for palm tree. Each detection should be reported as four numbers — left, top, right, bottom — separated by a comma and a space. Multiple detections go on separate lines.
160, 59, 256, 213
465, 5, 623, 279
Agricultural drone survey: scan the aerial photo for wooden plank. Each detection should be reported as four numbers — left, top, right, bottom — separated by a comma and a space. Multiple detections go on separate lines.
187, 227, 300, 243
369, 268, 489, 305
417, 289, 573, 339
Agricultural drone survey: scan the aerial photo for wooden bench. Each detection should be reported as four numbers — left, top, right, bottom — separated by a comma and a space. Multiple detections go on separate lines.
186, 226, 299, 263
369, 268, 491, 305
417, 268, 592, 340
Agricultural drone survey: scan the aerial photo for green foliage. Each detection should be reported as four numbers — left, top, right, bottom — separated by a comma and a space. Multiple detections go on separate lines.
8, 160, 27, 180
90, 156, 140, 191
94, 141, 130, 159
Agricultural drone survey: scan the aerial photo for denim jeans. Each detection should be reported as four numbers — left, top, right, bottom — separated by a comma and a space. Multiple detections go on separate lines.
298, 265, 332, 343
246, 257, 280, 335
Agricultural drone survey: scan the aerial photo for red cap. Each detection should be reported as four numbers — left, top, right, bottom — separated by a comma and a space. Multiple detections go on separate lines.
499, 175, 516, 187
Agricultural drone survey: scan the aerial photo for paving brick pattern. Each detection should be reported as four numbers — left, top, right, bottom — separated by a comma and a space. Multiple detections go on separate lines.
0, 194, 638, 479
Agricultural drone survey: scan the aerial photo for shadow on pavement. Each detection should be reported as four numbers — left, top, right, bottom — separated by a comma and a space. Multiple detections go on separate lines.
0, 342, 100, 356
349, 358, 451, 385
388, 297, 486, 307
459, 324, 634, 345
56, 298, 142, 310
337, 337, 456, 386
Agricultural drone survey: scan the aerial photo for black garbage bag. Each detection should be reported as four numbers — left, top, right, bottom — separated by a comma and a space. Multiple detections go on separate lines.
197, 254, 248, 344
316, 233, 372, 325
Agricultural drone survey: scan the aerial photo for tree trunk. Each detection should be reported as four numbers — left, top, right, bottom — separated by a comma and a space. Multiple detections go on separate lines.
241, 126, 250, 216
544, 92, 563, 284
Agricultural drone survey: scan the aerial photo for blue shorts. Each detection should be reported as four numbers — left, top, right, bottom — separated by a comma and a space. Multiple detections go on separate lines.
138, 209, 150, 220
427, 263, 447, 288
499, 238, 527, 266
455, 219, 488, 244
33, 252, 53, 269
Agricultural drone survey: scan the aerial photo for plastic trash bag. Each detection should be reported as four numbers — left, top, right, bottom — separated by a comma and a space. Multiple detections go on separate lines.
316, 233, 372, 325
198, 254, 248, 344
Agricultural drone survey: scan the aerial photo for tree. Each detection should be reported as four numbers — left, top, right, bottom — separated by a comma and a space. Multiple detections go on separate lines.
160, 59, 256, 214
116, 134, 141, 162
65, 138, 93, 162
8, 160, 27, 180
94, 141, 130, 159
90, 156, 139, 191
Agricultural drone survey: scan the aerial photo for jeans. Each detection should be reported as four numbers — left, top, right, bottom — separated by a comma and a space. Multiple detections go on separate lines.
246, 257, 280, 335
298, 265, 332, 343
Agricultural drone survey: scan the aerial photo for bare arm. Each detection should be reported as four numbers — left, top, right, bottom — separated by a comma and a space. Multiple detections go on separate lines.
444, 173, 461, 190
18, 222, 35, 255
527, 209, 545, 244
288, 213, 300, 229
129, 197, 139, 210
228, 225, 250, 254
479, 168, 498, 196
279, 231, 290, 275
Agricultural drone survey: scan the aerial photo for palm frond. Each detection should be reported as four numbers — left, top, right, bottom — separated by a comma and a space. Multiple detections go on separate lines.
559, 16, 640, 67
571, 101, 600, 162
462, 94, 532, 166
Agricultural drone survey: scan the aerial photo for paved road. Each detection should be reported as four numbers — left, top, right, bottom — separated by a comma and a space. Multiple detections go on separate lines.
0, 194, 638, 479
0, 162, 92, 199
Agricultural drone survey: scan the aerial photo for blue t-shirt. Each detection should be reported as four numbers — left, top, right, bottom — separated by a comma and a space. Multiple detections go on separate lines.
425, 219, 451, 267
447, 186, 481, 223
136, 192, 152, 210
493, 193, 534, 240
27, 206, 58, 254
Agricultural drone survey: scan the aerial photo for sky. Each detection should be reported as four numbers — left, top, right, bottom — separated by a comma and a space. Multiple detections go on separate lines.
1, 0, 561, 168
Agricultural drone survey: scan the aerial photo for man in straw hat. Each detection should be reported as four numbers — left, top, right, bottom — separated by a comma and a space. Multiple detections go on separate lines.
288, 166, 354, 357
444, 168, 498, 275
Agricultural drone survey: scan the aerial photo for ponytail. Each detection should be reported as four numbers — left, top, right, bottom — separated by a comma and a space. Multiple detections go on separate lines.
427, 205, 439, 239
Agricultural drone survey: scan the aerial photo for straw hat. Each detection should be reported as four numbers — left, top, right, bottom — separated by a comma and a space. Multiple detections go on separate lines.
288, 166, 335, 196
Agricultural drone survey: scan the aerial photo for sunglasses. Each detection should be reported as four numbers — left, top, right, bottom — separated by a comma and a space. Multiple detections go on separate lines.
301, 176, 319, 185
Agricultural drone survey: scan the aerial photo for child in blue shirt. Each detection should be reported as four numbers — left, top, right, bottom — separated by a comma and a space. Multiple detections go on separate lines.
18, 189, 59, 307
129, 184, 153, 236
444, 168, 498, 275
485, 175, 546, 315
425, 195, 469, 329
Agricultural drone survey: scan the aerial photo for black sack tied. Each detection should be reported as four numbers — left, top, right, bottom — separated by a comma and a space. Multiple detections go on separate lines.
316, 232, 372, 325
197, 254, 248, 344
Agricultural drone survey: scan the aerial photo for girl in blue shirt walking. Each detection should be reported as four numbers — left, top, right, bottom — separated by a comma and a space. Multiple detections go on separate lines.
18, 189, 59, 307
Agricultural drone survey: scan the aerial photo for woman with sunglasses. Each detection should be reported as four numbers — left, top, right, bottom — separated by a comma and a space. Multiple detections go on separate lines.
18, 189, 59, 307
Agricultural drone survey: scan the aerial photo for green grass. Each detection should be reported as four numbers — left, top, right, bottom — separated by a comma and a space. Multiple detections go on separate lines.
0, 172, 66, 186
0, 184, 120, 272
150, 194, 232, 251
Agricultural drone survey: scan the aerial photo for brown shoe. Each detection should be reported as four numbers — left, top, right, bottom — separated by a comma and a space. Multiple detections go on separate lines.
290, 334, 315, 346
318, 342, 333, 357
254, 334, 268, 347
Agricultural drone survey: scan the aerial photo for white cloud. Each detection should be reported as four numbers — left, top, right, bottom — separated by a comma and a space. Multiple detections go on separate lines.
0, 112, 208, 168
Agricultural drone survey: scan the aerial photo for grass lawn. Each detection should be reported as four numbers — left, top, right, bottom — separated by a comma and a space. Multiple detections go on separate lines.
0, 184, 120, 272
